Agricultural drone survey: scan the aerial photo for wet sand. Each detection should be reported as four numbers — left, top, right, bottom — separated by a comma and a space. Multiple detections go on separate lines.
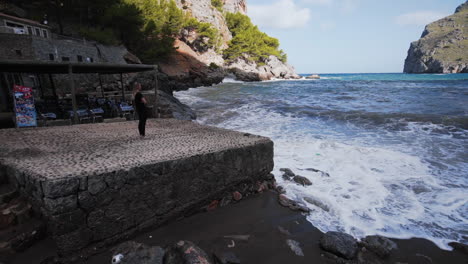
10, 191, 467, 264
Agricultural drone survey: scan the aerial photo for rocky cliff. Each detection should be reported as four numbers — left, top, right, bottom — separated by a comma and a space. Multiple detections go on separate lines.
404, 1, 468, 73
161, 0, 299, 86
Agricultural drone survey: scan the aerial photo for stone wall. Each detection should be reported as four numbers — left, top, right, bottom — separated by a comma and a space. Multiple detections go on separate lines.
0, 33, 129, 64
0, 33, 35, 60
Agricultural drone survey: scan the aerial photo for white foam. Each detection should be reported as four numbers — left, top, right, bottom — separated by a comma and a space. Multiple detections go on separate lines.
222, 77, 244, 83
174, 86, 468, 250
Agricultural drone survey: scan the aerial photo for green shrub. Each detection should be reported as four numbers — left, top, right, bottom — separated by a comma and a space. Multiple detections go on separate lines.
79, 28, 120, 45
224, 12, 287, 63
211, 0, 224, 12
209, 62, 220, 69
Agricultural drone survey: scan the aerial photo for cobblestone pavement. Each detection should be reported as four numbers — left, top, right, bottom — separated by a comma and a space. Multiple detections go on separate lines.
0, 119, 271, 180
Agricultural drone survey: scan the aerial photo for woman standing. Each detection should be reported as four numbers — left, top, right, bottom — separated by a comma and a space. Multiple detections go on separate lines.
133, 82, 147, 137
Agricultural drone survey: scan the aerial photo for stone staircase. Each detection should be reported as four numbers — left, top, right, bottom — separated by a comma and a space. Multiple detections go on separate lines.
0, 170, 46, 260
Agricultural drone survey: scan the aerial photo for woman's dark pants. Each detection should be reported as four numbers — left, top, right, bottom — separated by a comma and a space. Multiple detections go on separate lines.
137, 111, 147, 136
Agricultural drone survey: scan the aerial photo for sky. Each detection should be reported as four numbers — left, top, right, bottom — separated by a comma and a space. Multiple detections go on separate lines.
247, 0, 465, 73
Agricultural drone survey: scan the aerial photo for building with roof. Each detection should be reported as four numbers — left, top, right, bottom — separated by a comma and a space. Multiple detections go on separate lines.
0, 12, 142, 127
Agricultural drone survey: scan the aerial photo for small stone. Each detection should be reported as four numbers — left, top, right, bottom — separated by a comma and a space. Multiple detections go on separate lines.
320, 231, 358, 260
278, 226, 291, 236
276, 185, 286, 194
362, 235, 397, 258
207, 200, 219, 211
232, 191, 242, 201
293, 176, 312, 186
286, 239, 304, 256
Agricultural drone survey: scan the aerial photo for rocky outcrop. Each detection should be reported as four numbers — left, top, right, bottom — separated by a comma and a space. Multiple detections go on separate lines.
227, 56, 300, 81
167, 0, 299, 84
223, 0, 247, 15
404, 1, 468, 73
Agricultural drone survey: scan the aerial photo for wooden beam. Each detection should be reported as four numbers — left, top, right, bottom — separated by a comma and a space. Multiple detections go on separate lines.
98, 73, 104, 98
69, 64, 78, 124
153, 68, 159, 118
120, 73, 125, 102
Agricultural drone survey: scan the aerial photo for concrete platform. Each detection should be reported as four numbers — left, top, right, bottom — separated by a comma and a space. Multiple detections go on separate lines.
0, 119, 274, 255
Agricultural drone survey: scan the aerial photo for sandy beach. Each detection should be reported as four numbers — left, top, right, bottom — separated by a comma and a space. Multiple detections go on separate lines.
9, 191, 466, 264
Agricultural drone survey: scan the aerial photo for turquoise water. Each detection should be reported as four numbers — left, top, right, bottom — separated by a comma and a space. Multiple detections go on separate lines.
304, 73, 468, 81
175, 73, 468, 249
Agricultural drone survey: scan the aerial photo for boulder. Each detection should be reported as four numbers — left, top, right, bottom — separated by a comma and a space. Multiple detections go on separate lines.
293, 176, 312, 186
111, 241, 165, 264
280, 168, 295, 177
361, 235, 397, 258
320, 231, 358, 260
449, 242, 468, 255
164, 240, 212, 264
278, 194, 310, 213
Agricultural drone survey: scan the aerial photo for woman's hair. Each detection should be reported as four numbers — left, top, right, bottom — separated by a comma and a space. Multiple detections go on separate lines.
132, 82, 141, 97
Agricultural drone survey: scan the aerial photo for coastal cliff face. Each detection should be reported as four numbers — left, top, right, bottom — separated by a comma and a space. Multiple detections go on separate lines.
404, 1, 468, 73
162, 0, 299, 86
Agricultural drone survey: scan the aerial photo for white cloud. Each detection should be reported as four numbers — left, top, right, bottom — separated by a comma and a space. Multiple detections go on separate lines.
249, 0, 311, 29
395, 11, 449, 26
301, 0, 333, 5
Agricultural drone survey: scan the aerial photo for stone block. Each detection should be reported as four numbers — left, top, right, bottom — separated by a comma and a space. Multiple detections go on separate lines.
44, 195, 77, 215
42, 178, 79, 199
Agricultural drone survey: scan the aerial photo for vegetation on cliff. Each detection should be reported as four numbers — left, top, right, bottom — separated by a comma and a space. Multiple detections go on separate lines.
224, 12, 287, 64
404, 1, 467, 73
20, 0, 219, 63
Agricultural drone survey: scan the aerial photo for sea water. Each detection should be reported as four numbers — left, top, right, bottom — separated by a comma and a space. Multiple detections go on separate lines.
175, 73, 468, 249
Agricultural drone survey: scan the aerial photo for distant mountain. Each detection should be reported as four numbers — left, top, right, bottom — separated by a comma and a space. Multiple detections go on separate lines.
404, 1, 468, 73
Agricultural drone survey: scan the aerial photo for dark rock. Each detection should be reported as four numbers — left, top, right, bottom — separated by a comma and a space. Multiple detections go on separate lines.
303, 196, 329, 212
278, 194, 310, 213
280, 168, 295, 177
219, 194, 232, 207
232, 191, 242, 201
449, 242, 468, 255
276, 185, 286, 194
357, 248, 383, 264
164, 240, 212, 264
111, 241, 165, 264
305, 168, 330, 177
213, 251, 240, 264
320, 231, 358, 260
362, 235, 397, 258
157, 90, 197, 120
293, 176, 312, 186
